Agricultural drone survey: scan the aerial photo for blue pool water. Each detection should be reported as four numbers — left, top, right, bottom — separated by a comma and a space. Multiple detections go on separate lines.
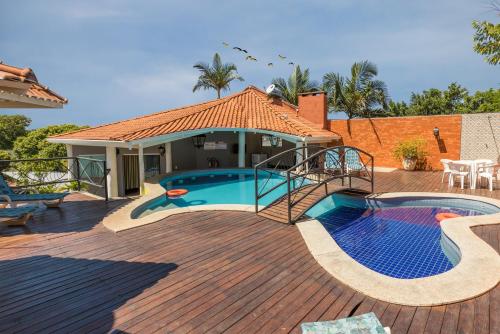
133, 169, 289, 218
310, 195, 499, 279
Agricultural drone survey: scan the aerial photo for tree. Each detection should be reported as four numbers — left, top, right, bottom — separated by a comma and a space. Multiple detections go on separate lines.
407, 83, 469, 115
322, 61, 389, 118
387, 101, 409, 117
472, 21, 500, 65
13, 124, 88, 159
271, 65, 319, 105
0, 150, 10, 172
0, 115, 31, 150
461, 88, 500, 113
193, 53, 244, 98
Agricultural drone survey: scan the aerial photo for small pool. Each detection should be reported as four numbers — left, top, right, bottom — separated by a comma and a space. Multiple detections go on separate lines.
133, 169, 289, 218
307, 194, 500, 279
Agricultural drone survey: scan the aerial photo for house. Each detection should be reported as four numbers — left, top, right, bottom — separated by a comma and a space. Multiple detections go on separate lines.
48, 86, 339, 197
0, 62, 67, 109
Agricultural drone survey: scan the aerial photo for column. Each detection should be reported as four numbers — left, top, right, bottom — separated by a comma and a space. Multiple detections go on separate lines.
165, 142, 172, 174
296, 141, 304, 162
138, 144, 145, 195
105, 145, 118, 198
65, 144, 74, 181
238, 131, 245, 168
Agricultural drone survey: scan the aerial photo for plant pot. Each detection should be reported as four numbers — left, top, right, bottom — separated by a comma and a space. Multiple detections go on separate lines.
402, 158, 417, 171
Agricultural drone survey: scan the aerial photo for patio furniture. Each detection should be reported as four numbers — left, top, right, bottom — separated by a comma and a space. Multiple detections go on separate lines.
448, 162, 471, 189
301, 312, 390, 334
0, 205, 37, 226
0, 175, 69, 208
440, 159, 452, 183
477, 163, 500, 191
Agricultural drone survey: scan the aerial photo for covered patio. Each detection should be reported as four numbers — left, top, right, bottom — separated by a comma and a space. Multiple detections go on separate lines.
49, 86, 338, 197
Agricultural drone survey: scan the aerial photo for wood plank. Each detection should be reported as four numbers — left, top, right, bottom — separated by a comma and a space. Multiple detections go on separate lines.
0, 170, 498, 333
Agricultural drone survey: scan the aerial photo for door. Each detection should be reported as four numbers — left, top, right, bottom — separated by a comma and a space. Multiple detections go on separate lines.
123, 155, 139, 194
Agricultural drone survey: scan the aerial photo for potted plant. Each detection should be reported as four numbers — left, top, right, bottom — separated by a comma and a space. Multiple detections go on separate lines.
392, 138, 428, 171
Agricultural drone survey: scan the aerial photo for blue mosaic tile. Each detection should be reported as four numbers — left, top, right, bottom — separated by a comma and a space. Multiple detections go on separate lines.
316, 205, 484, 279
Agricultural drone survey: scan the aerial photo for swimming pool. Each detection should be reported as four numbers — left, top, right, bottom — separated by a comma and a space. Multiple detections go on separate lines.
133, 169, 289, 218
307, 194, 500, 279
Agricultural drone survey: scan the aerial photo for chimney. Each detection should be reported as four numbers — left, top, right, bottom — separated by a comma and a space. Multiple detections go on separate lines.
297, 91, 328, 129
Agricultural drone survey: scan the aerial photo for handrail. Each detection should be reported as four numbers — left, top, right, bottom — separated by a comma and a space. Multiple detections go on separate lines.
0, 157, 109, 201
254, 145, 375, 224
254, 145, 322, 212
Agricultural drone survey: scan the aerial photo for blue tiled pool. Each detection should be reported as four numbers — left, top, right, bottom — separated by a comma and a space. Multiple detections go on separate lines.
309, 195, 499, 279
132, 169, 290, 218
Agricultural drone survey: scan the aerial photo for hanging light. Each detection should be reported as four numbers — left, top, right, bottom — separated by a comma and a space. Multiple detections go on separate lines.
192, 134, 206, 148
270, 136, 280, 147
158, 145, 166, 156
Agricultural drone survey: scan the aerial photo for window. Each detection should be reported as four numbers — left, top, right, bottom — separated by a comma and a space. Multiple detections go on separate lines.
144, 155, 160, 178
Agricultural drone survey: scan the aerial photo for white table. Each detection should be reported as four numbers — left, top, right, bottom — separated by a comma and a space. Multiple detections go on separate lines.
452, 159, 493, 189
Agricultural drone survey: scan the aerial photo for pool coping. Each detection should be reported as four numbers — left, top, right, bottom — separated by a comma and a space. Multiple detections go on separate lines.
102, 174, 264, 232
297, 192, 500, 306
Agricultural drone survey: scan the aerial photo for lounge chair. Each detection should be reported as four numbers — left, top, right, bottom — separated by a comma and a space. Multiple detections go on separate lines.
0, 205, 37, 226
0, 175, 69, 208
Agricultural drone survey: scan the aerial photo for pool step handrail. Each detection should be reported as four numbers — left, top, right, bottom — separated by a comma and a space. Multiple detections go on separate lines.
255, 145, 375, 224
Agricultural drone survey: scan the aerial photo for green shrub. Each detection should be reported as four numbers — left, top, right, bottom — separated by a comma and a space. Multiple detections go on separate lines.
0, 150, 11, 173
393, 138, 428, 161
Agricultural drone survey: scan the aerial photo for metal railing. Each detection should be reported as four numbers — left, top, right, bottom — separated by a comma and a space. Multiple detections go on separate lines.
254, 145, 323, 212
255, 145, 374, 224
0, 156, 109, 200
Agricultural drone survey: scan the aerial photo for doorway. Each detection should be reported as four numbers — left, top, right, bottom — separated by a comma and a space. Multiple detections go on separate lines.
123, 155, 139, 195
122, 154, 162, 195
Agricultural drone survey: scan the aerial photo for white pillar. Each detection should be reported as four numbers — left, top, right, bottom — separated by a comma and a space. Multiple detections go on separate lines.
238, 131, 245, 168
296, 141, 309, 172
164, 142, 172, 174
138, 144, 145, 195
105, 146, 118, 198
65, 144, 74, 181
296, 141, 304, 164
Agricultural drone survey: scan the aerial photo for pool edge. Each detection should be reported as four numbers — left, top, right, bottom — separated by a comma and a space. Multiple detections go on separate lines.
297, 192, 500, 306
102, 175, 264, 232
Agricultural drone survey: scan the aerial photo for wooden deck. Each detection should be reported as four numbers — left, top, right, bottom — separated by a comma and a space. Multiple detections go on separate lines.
0, 170, 498, 333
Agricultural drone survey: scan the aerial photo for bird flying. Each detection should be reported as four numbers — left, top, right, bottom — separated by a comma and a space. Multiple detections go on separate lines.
222, 42, 229, 47
288, 62, 295, 65
246, 55, 257, 61
278, 55, 287, 60
233, 47, 248, 53
267, 62, 273, 67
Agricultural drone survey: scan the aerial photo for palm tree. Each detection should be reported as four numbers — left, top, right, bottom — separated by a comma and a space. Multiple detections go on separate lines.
193, 53, 244, 98
271, 65, 318, 105
322, 61, 389, 118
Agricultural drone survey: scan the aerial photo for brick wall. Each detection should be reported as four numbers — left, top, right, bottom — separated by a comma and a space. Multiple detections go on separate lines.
329, 115, 462, 170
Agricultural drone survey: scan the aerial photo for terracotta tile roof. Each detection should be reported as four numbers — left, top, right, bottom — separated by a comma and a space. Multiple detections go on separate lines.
0, 62, 68, 105
52, 86, 337, 142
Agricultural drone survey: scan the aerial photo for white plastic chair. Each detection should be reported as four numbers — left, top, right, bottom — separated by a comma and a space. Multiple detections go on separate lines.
440, 159, 452, 183
448, 162, 470, 189
477, 163, 500, 191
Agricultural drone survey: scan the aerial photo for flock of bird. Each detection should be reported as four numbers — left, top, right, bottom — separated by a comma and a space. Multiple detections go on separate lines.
222, 42, 295, 67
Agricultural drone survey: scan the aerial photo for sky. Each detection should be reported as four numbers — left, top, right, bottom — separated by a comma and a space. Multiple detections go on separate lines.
1, 0, 499, 128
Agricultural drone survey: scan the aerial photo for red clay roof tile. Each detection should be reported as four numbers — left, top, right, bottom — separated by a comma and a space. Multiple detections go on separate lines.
52, 86, 337, 142
0, 62, 67, 105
